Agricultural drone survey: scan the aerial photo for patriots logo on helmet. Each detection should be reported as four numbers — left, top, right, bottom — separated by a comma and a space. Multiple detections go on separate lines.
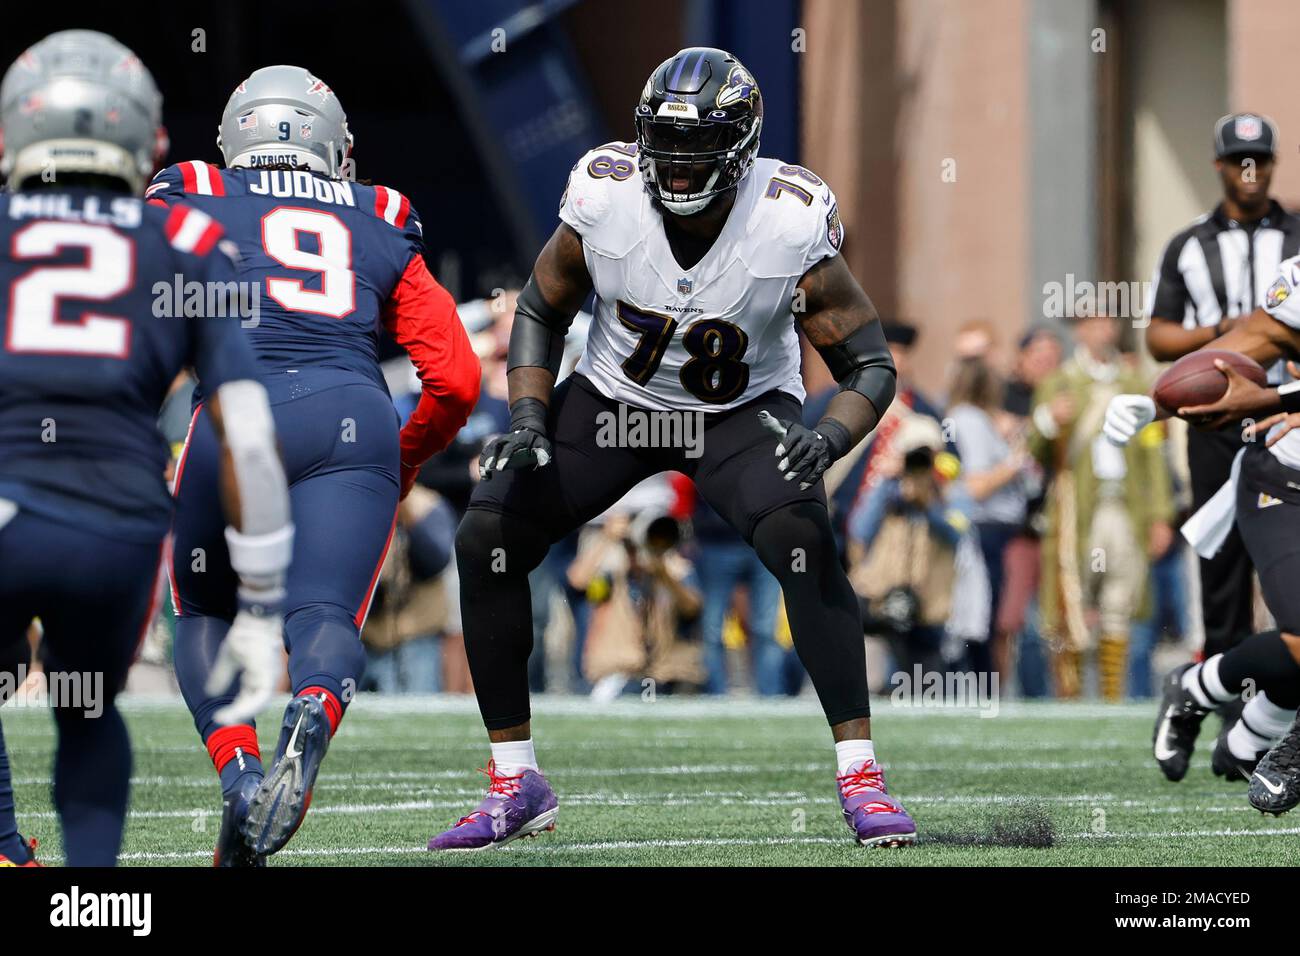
112, 53, 144, 77
305, 76, 333, 99
716, 66, 757, 109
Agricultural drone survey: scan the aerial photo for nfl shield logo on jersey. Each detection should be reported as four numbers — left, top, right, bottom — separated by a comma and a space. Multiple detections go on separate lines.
678, 277, 693, 295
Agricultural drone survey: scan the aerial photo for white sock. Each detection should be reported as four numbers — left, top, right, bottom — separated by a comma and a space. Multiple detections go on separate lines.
489, 739, 539, 775
1228, 693, 1297, 759
1182, 657, 1232, 708
834, 739, 876, 776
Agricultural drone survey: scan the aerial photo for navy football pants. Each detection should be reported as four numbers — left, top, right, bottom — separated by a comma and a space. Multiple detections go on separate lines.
170, 380, 399, 744
0, 508, 162, 865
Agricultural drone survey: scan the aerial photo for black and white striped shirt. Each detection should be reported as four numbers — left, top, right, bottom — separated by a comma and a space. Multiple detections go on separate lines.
1150, 201, 1300, 380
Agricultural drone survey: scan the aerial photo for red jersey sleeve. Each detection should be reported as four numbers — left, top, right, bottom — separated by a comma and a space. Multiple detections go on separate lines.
383, 254, 481, 470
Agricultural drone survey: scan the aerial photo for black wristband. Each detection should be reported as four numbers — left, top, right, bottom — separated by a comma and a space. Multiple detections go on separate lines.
509, 397, 548, 434
815, 417, 853, 461
1278, 383, 1300, 414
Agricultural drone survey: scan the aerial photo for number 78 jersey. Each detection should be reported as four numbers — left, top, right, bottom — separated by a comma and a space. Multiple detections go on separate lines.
561, 145, 844, 412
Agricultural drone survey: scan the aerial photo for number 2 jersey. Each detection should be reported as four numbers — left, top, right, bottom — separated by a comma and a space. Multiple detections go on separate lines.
560, 144, 844, 412
0, 188, 257, 541
145, 161, 480, 469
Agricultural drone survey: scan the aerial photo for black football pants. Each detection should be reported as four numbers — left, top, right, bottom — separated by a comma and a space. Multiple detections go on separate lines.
456, 375, 872, 730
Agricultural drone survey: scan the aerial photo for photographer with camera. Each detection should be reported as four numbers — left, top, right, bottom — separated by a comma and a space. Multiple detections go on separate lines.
569, 509, 705, 700
847, 417, 967, 679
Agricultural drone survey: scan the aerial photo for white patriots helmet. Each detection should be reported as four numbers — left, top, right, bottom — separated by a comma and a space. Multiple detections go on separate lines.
217, 65, 352, 177
0, 30, 166, 194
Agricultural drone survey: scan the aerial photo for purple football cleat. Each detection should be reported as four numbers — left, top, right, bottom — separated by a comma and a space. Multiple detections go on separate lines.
427, 759, 559, 852
837, 759, 917, 847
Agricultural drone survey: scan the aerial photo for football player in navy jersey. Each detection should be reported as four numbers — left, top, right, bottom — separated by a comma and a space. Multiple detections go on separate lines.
0, 31, 293, 866
147, 65, 481, 863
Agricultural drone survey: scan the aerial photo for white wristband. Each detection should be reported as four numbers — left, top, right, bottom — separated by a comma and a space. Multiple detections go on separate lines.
225, 524, 294, 579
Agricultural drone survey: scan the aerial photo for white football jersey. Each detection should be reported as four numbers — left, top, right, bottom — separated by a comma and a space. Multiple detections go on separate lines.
559, 143, 844, 412
1260, 255, 1300, 468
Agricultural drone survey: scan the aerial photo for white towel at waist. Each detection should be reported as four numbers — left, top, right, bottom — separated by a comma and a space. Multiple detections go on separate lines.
1181, 447, 1245, 559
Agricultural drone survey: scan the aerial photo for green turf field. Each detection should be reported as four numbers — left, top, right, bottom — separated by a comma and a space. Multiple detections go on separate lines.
3, 695, 1296, 866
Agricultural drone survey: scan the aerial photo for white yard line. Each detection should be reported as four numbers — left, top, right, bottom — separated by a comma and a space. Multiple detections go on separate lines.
55, 693, 1153, 722
11, 791, 1268, 823
63, 825, 1300, 864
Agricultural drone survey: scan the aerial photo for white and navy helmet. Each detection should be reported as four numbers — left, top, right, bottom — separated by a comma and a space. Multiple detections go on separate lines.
217, 65, 352, 177
0, 30, 166, 193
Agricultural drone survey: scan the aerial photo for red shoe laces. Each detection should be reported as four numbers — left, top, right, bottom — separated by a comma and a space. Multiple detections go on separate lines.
837, 760, 895, 813
454, 760, 525, 827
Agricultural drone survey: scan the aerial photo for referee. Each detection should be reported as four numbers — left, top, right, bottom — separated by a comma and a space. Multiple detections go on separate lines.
1146, 112, 1300, 667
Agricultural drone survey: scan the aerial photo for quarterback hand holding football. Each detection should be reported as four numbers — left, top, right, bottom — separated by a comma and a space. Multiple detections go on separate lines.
759, 410, 850, 490
479, 397, 553, 479
1103, 394, 1156, 446
207, 597, 284, 726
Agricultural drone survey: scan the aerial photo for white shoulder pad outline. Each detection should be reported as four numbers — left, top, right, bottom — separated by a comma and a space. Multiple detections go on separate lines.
558, 143, 645, 259
741, 158, 841, 279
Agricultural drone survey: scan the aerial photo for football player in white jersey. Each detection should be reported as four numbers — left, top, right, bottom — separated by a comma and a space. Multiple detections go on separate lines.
427, 47, 916, 851
1105, 256, 1300, 814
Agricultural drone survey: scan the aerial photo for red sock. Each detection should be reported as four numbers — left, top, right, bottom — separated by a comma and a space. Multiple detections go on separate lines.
297, 686, 343, 736
206, 724, 261, 776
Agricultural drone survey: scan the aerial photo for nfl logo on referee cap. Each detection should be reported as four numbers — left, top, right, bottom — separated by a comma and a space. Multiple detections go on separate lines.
678, 277, 693, 295
1236, 114, 1263, 140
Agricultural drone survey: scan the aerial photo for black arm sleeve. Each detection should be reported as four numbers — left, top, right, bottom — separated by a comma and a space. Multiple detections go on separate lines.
506, 274, 577, 378
816, 321, 897, 419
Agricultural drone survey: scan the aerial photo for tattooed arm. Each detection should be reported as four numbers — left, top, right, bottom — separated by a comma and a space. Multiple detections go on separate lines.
505, 223, 593, 408
796, 255, 896, 447
757, 255, 896, 491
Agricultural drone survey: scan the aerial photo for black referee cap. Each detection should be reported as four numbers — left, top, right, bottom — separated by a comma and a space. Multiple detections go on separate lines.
1214, 112, 1277, 158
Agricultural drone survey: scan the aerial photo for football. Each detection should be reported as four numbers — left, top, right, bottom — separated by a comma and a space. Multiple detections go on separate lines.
1152, 348, 1267, 413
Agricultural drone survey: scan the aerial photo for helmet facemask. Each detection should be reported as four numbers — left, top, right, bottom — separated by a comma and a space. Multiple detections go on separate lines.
635, 110, 760, 216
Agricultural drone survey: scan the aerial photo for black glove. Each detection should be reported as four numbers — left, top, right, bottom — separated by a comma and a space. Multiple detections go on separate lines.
757, 410, 851, 490
479, 398, 553, 480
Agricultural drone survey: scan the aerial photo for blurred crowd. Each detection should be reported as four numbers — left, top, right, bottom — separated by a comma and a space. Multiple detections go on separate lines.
114, 293, 1198, 705
342, 296, 1196, 704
